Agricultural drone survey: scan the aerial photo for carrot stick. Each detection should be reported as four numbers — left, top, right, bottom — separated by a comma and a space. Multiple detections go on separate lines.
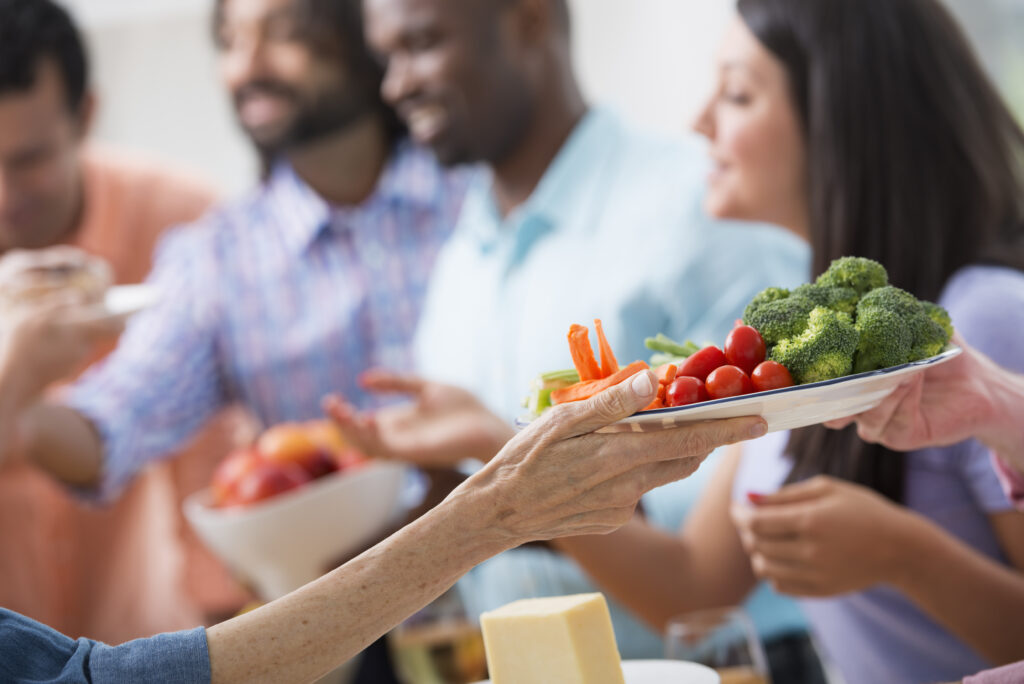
643, 397, 665, 411
551, 360, 650, 405
594, 319, 619, 377
654, 363, 678, 386
568, 324, 602, 381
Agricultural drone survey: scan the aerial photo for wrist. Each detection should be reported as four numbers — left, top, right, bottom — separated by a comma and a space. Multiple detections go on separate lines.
886, 509, 940, 593
433, 483, 520, 564
978, 372, 1024, 460
0, 342, 46, 413
0, 348, 38, 467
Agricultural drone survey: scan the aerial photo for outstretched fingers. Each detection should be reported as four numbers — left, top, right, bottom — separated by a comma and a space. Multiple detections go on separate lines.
357, 369, 429, 396
322, 395, 385, 458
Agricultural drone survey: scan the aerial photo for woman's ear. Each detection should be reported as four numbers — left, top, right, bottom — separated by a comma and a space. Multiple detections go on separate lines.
74, 89, 97, 142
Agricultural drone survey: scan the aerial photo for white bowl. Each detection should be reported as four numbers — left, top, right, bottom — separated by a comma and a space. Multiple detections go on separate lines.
184, 462, 409, 600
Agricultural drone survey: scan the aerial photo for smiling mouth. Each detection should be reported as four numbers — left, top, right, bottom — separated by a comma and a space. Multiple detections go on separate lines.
405, 104, 447, 143
237, 93, 294, 130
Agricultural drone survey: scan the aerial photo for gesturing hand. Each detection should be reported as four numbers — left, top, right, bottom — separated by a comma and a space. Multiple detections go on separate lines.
731, 476, 917, 597
323, 370, 515, 467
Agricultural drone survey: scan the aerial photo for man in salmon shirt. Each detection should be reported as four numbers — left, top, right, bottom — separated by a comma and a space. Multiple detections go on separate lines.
0, 0, 250, 644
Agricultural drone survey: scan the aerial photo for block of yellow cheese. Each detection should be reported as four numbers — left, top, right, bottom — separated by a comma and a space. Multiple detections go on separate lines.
480, 593, 626, 684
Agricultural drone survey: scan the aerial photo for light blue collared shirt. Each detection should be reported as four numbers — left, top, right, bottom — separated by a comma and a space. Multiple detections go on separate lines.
415, 108, 811, 656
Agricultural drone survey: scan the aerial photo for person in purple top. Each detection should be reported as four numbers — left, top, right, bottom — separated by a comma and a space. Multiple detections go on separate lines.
825, 339, 1024, 684
549, 1, 1024, 682
827, 336, 1024, 505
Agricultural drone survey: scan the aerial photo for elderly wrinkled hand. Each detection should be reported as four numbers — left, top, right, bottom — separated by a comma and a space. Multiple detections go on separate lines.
730, 475, 917, 597
453, 370, 768, 544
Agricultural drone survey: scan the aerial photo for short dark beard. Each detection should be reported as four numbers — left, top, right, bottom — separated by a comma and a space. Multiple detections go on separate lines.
278, 86, 373, 152
236, 79, 374, 158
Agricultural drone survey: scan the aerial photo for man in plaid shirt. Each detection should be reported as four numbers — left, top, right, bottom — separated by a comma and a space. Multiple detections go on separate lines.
0, 0, 464, 506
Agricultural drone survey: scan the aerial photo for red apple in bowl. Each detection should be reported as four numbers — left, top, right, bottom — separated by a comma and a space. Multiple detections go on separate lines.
258, 423, 340, 479
233, 462, 311, 506
301, 450, 339, 479
211, 448, 264, 507
258, 424, 320, 464
303, 420, 348, 454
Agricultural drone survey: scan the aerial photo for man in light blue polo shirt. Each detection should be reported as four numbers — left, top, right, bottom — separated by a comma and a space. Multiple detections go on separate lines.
360, 0, 823, 678
414, 107, 806, 420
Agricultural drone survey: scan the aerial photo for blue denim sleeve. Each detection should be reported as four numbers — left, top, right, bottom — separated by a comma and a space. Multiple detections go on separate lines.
0, 608, 211, 684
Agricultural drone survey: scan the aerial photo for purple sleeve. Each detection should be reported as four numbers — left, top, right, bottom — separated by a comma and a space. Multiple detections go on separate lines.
64, 223, 227, 502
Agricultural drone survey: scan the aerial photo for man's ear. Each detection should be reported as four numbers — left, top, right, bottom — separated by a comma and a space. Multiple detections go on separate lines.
508, 0, 556, 46
73, 90, 97, 142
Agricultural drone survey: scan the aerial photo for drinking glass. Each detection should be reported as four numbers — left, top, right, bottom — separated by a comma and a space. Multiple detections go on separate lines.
388, 588, 488, 684
664, 607, 771, 684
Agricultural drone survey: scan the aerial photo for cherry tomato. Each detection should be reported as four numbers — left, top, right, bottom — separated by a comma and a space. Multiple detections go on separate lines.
725, 325, 766, 375
677, 345, 728, 382
751, 360, 794, 392
666, 376, 709, 407
705, 365, 754, 399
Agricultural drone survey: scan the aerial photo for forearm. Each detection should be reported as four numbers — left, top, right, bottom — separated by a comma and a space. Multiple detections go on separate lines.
207, 486, 512, 684
553, 517, 754, 632
20, 403, 104, 488
0, 349, 28, 463
0, 348, 103, 485
893, 514, 1024, 664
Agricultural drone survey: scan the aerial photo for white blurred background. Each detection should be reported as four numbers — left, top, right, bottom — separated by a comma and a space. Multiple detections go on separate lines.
63, 0, 1024, 197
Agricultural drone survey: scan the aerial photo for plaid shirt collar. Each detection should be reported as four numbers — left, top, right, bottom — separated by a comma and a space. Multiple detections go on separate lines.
265, 138, 449, 256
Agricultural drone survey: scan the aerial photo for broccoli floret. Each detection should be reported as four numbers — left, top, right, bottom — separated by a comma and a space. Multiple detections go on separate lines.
908, 315, 948, 361
745, 295, 816, 346
769, 307, 859, 384
856, 286, 921, 319
855, 287, 952, 368
921, 301, 953, 339
853, 307, 912, 373
816, 256, 888, 295
793, 283, 859, 315
742, 286, 791, 323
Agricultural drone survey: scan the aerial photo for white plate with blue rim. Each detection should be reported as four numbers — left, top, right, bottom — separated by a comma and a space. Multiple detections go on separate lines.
474, 659, 720, 684
516, 347, 961, 434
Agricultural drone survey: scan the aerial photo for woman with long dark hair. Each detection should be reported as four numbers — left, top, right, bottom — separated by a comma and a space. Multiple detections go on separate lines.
553, 1, 1024, 681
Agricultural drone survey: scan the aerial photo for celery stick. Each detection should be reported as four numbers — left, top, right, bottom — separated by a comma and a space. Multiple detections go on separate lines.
644, 333, 699, 357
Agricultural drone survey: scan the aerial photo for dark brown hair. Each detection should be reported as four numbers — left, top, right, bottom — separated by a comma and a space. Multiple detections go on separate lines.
737, 0, 1024, 501
0, 0, 88, 112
